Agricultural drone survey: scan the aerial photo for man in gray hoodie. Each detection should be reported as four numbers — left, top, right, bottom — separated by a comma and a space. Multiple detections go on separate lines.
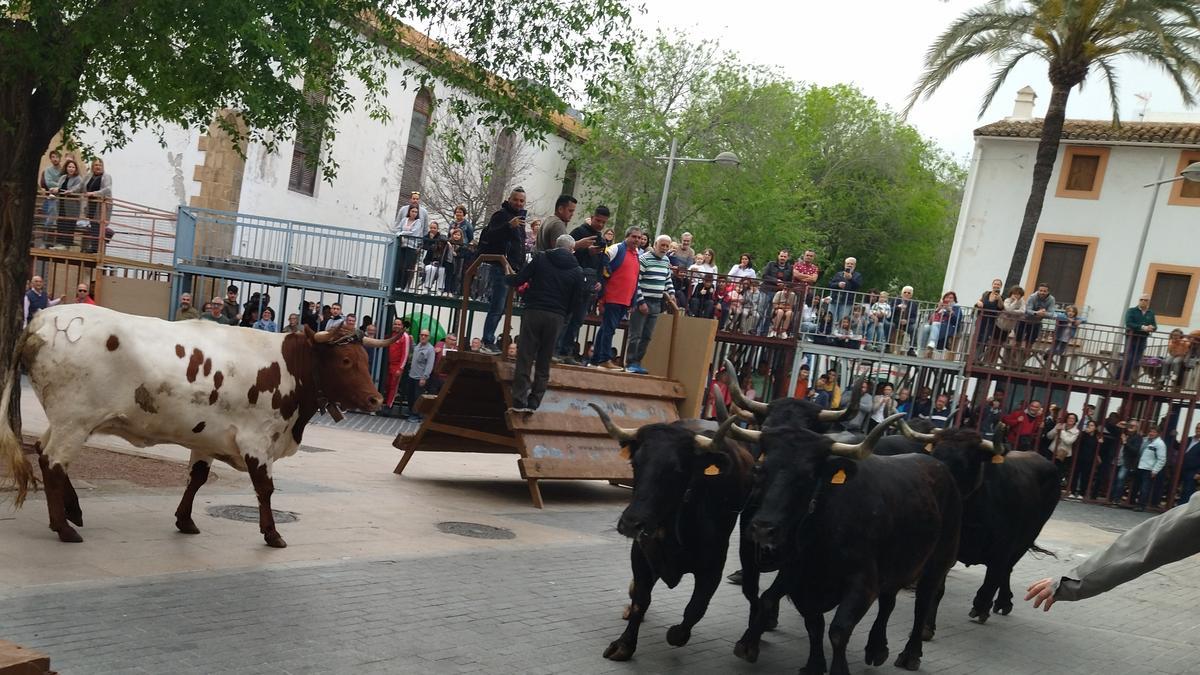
406, 328, 436, 422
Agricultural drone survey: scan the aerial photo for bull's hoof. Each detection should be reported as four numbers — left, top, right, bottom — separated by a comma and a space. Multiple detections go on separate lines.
54, 525, 83, 543
666, 625, 691, 647
603, 640, 635, 661
921, 625, 936, 642
864, 643, 889, 666
733, 640, 759, 663
264, 532, 287, 548
176, 517, 201, 535
993, 599, 1013, 615
799, 661, 827, 675
894, 651, 922, 671
968, 607, 989, 624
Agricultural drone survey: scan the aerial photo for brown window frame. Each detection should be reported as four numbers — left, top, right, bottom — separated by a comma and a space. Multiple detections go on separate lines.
1024, 233, 1099, 307
1055, 146, 1110, 200
288, 88, 327, 197
1142, 263, 1200, 326
1167, 150, 1200, 206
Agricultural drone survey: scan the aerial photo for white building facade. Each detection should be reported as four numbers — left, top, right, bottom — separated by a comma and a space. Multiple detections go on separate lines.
944, 89, 1200, 330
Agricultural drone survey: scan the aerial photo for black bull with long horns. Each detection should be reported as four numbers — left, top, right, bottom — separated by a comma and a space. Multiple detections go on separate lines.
895, 421, 1061, 626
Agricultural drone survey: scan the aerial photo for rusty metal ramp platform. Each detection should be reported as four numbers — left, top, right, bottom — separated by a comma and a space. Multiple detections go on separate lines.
393, 351, 686, 507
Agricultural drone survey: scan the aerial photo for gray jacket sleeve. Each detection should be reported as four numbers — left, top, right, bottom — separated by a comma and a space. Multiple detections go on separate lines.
1053, 492, 1200, 602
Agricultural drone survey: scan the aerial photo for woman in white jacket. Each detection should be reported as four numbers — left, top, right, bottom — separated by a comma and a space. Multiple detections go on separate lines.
1047, 412, 1080, 490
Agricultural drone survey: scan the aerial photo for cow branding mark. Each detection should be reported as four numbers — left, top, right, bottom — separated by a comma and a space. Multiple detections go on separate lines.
203, 358, 212, 376
175, 344, 185, 358
186, 348, 206, 383
192, 421, 206, 433
134, 384, 159, 414
106, 335, 120, 351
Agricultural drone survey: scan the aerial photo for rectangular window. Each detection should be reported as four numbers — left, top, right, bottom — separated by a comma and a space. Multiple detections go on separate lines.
288, 88, 326, 196
1144, 263, 1200, 325
1037, 242, 1087, 305
1169, 150, 1200, 205
1055, 146, 1110, 200
1151, 272, 1191, 317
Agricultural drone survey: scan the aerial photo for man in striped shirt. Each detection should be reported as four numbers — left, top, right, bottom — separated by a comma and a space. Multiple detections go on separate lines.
625, 234, 679, 375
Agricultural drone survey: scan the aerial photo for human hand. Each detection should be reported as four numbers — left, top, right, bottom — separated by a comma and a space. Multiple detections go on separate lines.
419, 378, 426, 387
638, 303, 649, 315
508, 216, 523, 228
838, 282, 846, 288
1024, 578, 1057, 611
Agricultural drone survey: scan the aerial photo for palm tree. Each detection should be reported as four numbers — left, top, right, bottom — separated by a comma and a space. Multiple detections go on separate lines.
906, 0, 1200, 288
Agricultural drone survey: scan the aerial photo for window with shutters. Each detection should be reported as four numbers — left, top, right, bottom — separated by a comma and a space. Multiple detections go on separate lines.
1024, 234, 1098, 306
1168, 150, 1200, 206
1144, 263, 1199, 325
396, 89, 433, 212
1055, 146, 1110, 200
288, 87, 326, 196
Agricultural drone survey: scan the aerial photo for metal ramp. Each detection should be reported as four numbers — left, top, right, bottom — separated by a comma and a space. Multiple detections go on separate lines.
393, 351, 687, 508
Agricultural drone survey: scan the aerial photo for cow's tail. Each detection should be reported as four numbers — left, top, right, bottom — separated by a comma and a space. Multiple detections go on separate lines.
1027, 542, 1057, 559
0, 331, 33, 508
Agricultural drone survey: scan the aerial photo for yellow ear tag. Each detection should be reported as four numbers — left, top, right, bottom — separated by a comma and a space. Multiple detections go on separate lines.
618, 446, 631, 460
991, 455, 1006, 464
924, 443, 934, 454
830, 469, 847, 485
703, 464, 721, 476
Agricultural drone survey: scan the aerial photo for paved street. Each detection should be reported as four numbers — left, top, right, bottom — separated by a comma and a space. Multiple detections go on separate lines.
3, 390, 1199, 674
2, 499, 1199, 675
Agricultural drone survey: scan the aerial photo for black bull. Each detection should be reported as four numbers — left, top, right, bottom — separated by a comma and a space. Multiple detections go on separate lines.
589, 404, 754, 662
894, 422, 1061, 625
728, 412, 962, 675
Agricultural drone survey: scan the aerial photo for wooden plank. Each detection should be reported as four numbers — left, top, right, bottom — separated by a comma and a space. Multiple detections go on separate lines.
425, 422, 517, 448
518, 456, 633, 480
395, 431, 518, 454
506, 410, 677, 435
0, 640, 52, 674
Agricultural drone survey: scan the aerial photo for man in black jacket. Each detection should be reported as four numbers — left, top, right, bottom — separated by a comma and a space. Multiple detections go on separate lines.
510, 234, 584, 413
477, 187, 527, 354
757, 248, 792, 335
555, 205, 609, 364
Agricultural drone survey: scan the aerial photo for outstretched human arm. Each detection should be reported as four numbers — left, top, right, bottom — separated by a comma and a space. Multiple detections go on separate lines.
1026, 493, 1200, 609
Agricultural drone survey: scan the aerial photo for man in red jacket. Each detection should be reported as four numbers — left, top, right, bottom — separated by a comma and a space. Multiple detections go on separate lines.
589, 226, 644, 370
1003, 400, 1044, 451
384, 318, 412, 411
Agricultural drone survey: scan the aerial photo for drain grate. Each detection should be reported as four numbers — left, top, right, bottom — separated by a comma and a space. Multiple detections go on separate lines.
207, 505, 299, 524
436, 521, 516, 540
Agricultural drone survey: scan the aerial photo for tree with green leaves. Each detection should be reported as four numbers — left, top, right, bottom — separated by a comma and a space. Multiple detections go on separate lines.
578, 32, 963, 296
907, 0, 1200, 288
0, 0, 635, 450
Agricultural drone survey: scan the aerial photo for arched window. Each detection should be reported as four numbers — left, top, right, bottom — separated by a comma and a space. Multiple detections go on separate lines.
561, 159, 579, 197
398, 89, 433, 204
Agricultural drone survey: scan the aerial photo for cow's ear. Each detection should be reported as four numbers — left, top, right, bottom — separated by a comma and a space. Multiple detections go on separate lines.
821, 457, 858, 485
618, 442, 639, 461
698, 452, 732, 478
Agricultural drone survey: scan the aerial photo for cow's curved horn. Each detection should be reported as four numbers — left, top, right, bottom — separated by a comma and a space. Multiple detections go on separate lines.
817, 404, 858, 423
736, 409, 756, 423
899, 420, 938, 443
588, 403, 637, 443
724, 359, 768, 414
694, 415, 739, 452
831, 413, 906, 460
728, 423, 762, 443
313, 330, 334, 344
979, 438, 1002, 455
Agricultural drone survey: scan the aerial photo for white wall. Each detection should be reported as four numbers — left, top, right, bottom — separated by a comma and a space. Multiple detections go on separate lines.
72, 115, 203, 212
946, 137, 1200, 329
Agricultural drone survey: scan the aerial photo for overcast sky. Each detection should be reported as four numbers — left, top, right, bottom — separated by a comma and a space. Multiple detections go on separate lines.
636, 0, 1195, 159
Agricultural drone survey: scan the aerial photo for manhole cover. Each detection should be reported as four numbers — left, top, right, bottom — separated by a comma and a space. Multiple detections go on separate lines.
207, 505, 299, 524
298, 445, 334, 453
436, 521, 516, 540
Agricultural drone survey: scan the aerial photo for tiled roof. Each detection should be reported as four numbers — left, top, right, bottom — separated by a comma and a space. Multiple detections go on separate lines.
975, 119, 1200, 145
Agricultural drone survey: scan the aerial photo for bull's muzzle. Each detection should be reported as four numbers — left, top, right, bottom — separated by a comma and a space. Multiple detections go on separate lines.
750, 520, 779, 549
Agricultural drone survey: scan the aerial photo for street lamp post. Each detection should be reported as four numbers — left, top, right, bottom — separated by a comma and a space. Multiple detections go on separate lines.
1125, 161, 1200, 311
653, 137, 740, 237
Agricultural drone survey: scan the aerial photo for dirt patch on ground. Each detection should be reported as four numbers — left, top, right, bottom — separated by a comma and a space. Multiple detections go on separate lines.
1, 445, 204, 490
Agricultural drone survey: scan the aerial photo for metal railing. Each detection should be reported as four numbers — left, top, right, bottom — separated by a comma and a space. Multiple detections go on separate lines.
32, 193, 176, 267
175, 206, 396, 296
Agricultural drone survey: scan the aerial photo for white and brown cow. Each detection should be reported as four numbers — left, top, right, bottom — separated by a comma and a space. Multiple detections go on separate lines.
0, 304, 387, 547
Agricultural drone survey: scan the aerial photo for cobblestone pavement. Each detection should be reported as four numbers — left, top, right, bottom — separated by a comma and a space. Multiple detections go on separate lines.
2, 502, 1198, 675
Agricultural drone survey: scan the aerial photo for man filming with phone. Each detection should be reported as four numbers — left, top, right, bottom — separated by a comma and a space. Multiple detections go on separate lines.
554, 205, 609, 365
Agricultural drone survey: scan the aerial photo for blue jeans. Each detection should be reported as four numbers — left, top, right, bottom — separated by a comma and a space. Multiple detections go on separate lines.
626, 299, 662, 366
41, 198, 58, 241
591, 303, 628, 365
866, 320, 890, 345
1110, 464, 1131, 502
482, 264, 508, 347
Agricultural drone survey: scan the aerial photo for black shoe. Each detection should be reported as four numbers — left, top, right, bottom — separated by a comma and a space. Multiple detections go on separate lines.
726, 570, 743, 585
907, 348, 917, 357
560, 356, 580, 366
479, 345, 501, 355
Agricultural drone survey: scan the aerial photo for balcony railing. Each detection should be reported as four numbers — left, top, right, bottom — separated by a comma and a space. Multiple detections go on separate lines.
32, 193, 176, 268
